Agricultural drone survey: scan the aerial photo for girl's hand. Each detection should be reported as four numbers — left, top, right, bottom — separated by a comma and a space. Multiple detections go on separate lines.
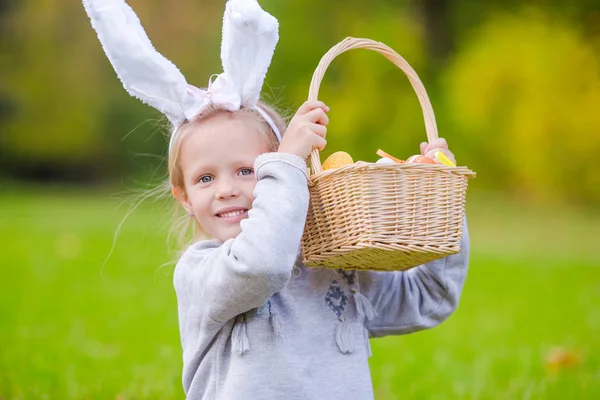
279, 101, 329, 159
420, 138, 456, 166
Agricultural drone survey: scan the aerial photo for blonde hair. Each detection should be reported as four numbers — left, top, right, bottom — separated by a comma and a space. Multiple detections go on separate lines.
167, 101, 287, 247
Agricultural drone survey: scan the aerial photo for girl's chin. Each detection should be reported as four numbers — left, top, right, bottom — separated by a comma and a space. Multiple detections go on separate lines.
212, 225, 243, 242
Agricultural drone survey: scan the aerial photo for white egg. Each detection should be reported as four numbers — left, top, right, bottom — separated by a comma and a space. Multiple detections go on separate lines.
376, 157, 395, 164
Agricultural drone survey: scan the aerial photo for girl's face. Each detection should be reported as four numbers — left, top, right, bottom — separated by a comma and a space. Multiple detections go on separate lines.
176, 116, 271, 242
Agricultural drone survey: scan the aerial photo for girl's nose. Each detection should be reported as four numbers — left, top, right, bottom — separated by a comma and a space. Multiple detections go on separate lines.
215, 177, 239, 199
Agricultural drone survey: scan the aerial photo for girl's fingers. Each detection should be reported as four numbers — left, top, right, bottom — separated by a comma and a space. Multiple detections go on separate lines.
425, 138, 448, 153
309, 123, 327, 137
425, 148, 456, 164
296, 101, 329, 116
304, 108, 329, 126
311, 135, 327, 151
422, 138, 449, 156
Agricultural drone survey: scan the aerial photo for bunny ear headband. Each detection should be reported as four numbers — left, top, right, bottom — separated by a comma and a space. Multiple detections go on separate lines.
82, 0, 282, 151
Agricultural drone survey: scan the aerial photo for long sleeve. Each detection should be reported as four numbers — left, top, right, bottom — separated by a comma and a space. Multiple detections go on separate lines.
360, 219, 470, 337
173, 152, 309, 325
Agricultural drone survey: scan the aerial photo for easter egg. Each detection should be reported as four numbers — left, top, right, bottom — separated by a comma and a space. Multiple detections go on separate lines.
434, 150, 456, 167
376, 157, 395, 164
406, 155, 437, 164
376, 149, 405, 164
322, 151, 354, 170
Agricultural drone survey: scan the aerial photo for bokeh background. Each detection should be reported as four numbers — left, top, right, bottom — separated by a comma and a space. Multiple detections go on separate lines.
1, 0, 599, 398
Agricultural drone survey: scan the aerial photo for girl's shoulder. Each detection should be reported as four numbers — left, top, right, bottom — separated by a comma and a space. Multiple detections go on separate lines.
173, 239, 224, 280
184, 238, 223, 257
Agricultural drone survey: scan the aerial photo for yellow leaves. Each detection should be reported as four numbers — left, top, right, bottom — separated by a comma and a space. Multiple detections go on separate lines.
545, 347, 582, 374
443, 7, 600, 202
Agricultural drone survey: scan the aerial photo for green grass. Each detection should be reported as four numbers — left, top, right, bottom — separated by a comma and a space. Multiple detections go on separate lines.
0, 188, 598, 399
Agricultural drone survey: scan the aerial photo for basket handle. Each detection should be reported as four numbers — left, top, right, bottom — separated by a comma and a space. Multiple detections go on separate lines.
308, 37, 439, 174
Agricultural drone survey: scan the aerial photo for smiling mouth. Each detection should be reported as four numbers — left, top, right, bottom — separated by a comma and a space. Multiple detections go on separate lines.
216, 209, 248, 218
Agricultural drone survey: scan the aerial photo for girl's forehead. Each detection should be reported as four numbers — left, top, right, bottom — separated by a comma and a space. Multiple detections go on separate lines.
195, 125, 267, 150
179, 119, 270, 165
190, 116, 263, 142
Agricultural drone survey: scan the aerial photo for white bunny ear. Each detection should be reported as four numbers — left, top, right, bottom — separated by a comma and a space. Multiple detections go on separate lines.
221, 0, 279, 107
83, 0, 188, 126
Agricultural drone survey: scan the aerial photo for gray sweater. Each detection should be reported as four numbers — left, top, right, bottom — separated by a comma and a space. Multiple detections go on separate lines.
173, 152, 470, 400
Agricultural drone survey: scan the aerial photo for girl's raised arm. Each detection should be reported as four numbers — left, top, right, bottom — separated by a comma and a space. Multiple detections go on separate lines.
173, 153, 309, 324
359, 219, 470, 337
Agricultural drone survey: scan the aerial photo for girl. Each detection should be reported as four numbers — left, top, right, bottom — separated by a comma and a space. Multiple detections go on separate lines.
84, 0, 469, 399
171, 102, 468, 400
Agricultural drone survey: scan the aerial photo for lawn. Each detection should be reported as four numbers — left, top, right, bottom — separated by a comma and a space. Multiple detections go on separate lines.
0, 188, 598, 399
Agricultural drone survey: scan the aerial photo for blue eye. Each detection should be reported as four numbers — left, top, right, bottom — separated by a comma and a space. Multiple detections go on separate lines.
198, 175, 213, 184
239, 168, 253, 176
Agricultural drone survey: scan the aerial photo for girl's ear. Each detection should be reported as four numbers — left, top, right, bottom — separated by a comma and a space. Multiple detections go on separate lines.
172, 186, 193, 214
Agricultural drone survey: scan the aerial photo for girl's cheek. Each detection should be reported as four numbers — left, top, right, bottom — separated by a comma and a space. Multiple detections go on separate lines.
246, 179, 258, 195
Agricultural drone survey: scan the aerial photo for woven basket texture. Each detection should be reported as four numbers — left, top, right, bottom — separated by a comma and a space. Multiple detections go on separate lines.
301, 38, 476, 271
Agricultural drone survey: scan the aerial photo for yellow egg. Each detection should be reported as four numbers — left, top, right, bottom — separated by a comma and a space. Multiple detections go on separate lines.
322, 151, 354, 170
434, 150, 456, 167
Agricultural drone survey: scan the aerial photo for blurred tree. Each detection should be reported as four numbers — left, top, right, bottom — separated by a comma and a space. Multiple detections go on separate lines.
420, 0, 453, 67
0, 0, 15, 36
0, 0, 599, 204
416, 0, 600, 70
267, 0, 430, 167
442, 7, 600, 203
0, 0, 220, 183
0, 0, 17, 124
0, 0, 110, 181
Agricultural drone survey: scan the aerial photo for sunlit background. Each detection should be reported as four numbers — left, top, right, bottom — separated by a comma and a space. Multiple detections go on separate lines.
1, 0, 599, 398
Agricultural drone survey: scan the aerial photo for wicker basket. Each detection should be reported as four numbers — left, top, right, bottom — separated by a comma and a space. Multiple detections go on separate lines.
301, 37, 476, 271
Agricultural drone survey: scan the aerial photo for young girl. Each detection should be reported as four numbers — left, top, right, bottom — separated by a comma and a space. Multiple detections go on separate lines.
84, 1, 469, 399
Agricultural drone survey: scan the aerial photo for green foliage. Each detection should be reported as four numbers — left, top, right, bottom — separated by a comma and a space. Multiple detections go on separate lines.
1, 2, 600, 203
279, 4, 429, 165
442, 8, 600, 202
0, 0, 106, 161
